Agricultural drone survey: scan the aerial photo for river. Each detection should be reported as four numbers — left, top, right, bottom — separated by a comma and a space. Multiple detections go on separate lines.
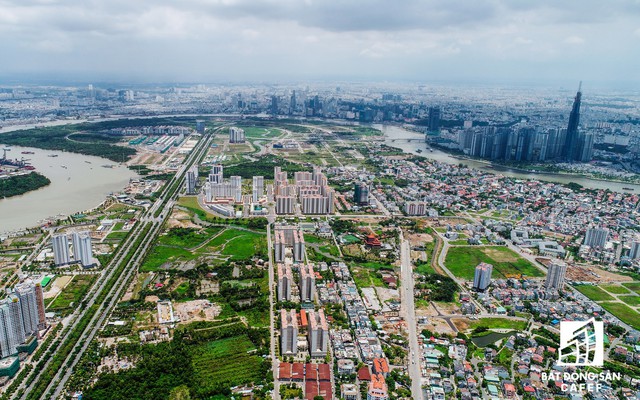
0, 145, 137, 234
379, 124, 640, 193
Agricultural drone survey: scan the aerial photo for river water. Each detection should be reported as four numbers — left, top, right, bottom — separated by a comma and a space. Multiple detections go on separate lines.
0, 145, 137, 234
379, 124, 640, 193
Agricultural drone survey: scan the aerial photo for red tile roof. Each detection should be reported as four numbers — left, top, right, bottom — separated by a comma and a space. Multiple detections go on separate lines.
318, 363, 331, 381
279, 362, 292, 380
305, 363, 318, 381
357, 366, 372, 381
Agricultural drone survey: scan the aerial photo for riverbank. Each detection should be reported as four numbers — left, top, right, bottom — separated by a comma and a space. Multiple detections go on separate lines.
426, 142, 640, 186
0, 124, 136, 163
0, 145, 137, 234
379, 124, 640, 193
0, 172, 51, 199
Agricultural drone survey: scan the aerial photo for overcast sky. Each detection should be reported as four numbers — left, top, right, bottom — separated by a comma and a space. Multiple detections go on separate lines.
1, 0, 639, 86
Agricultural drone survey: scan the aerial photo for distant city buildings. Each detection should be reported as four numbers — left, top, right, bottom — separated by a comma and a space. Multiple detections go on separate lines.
428, 106, 440, 132
473, 262, 493, 291
629, 241, 640, 260
562, 84, 591, 162
229, 127, 245, 143
456, 86, 593, 164
195, 120, 205, 134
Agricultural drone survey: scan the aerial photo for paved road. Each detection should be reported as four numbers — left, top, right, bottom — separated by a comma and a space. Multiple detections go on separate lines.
399, 232, 423, 400
266, 223, 280, 400
19, 130, 217, 399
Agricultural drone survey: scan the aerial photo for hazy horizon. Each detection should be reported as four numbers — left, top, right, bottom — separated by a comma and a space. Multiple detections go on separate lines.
1, 0, 639, 87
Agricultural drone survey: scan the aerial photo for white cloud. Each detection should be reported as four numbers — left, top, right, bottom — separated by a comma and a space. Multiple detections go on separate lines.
0, 0, 637, 83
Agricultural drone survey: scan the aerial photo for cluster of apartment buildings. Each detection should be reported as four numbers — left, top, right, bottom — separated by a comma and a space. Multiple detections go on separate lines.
0, 280, 47, 378
229, 126, 245, 143
274, 166, 335, 215
276, 224, 328, 360
51, 231, 94, 268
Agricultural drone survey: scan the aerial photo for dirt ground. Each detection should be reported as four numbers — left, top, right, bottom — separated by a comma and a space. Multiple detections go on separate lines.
375, 287, 399, 303
451, 318, 470, 332
418, 317, 457, 335
416, 302, 440, 316
167, 209, 200, 229
174, 300, 221, 323
407, 233, 434, 247
44, 275, 72, 299
566, 264, 633, 283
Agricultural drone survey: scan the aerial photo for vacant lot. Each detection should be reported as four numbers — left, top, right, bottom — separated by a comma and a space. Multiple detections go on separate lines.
600, 284, 632, 295
599, 302, 640, 330
190, 335, 263, 392
574, 285, 615, 301
445, 246, 543, 280
48, 274, 97, 315
452, 317, 526, 332
622, 282, 640, 294
140, 227, 266, 271
620, 296, 640, 307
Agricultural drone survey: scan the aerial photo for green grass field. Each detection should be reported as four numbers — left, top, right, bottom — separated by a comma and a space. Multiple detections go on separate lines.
620, 296, 640, 307
352, 267, 384, 288
468, 318, 527, 331
599, 302, 640, 330
575, 285, 616, 301
416, 262, 437, 275
444, 246, 543, 280
303, 234, 324, 244
622, 282, 640, 294
106, 231, 128, 241
600, 284, 632, 295
140, 245, 195, 271
158, 227, 223, 249
238, 126, 282, 138
140, 226, 265, 271
48, 274, 97, 314
177, 196, 216, 218
208, 228, 264, 260
190, 335, 263, 391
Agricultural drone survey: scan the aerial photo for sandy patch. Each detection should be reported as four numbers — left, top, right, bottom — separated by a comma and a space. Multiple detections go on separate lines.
419, 317, 457, 336
44, 275, 72, 299
566, 264, 633, 283
451, 318, 470, 332
375, 287, 399, 303
174, 300, 221, 323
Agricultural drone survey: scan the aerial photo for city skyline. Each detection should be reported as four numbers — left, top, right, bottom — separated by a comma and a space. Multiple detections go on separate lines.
0, 0, 639, 86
